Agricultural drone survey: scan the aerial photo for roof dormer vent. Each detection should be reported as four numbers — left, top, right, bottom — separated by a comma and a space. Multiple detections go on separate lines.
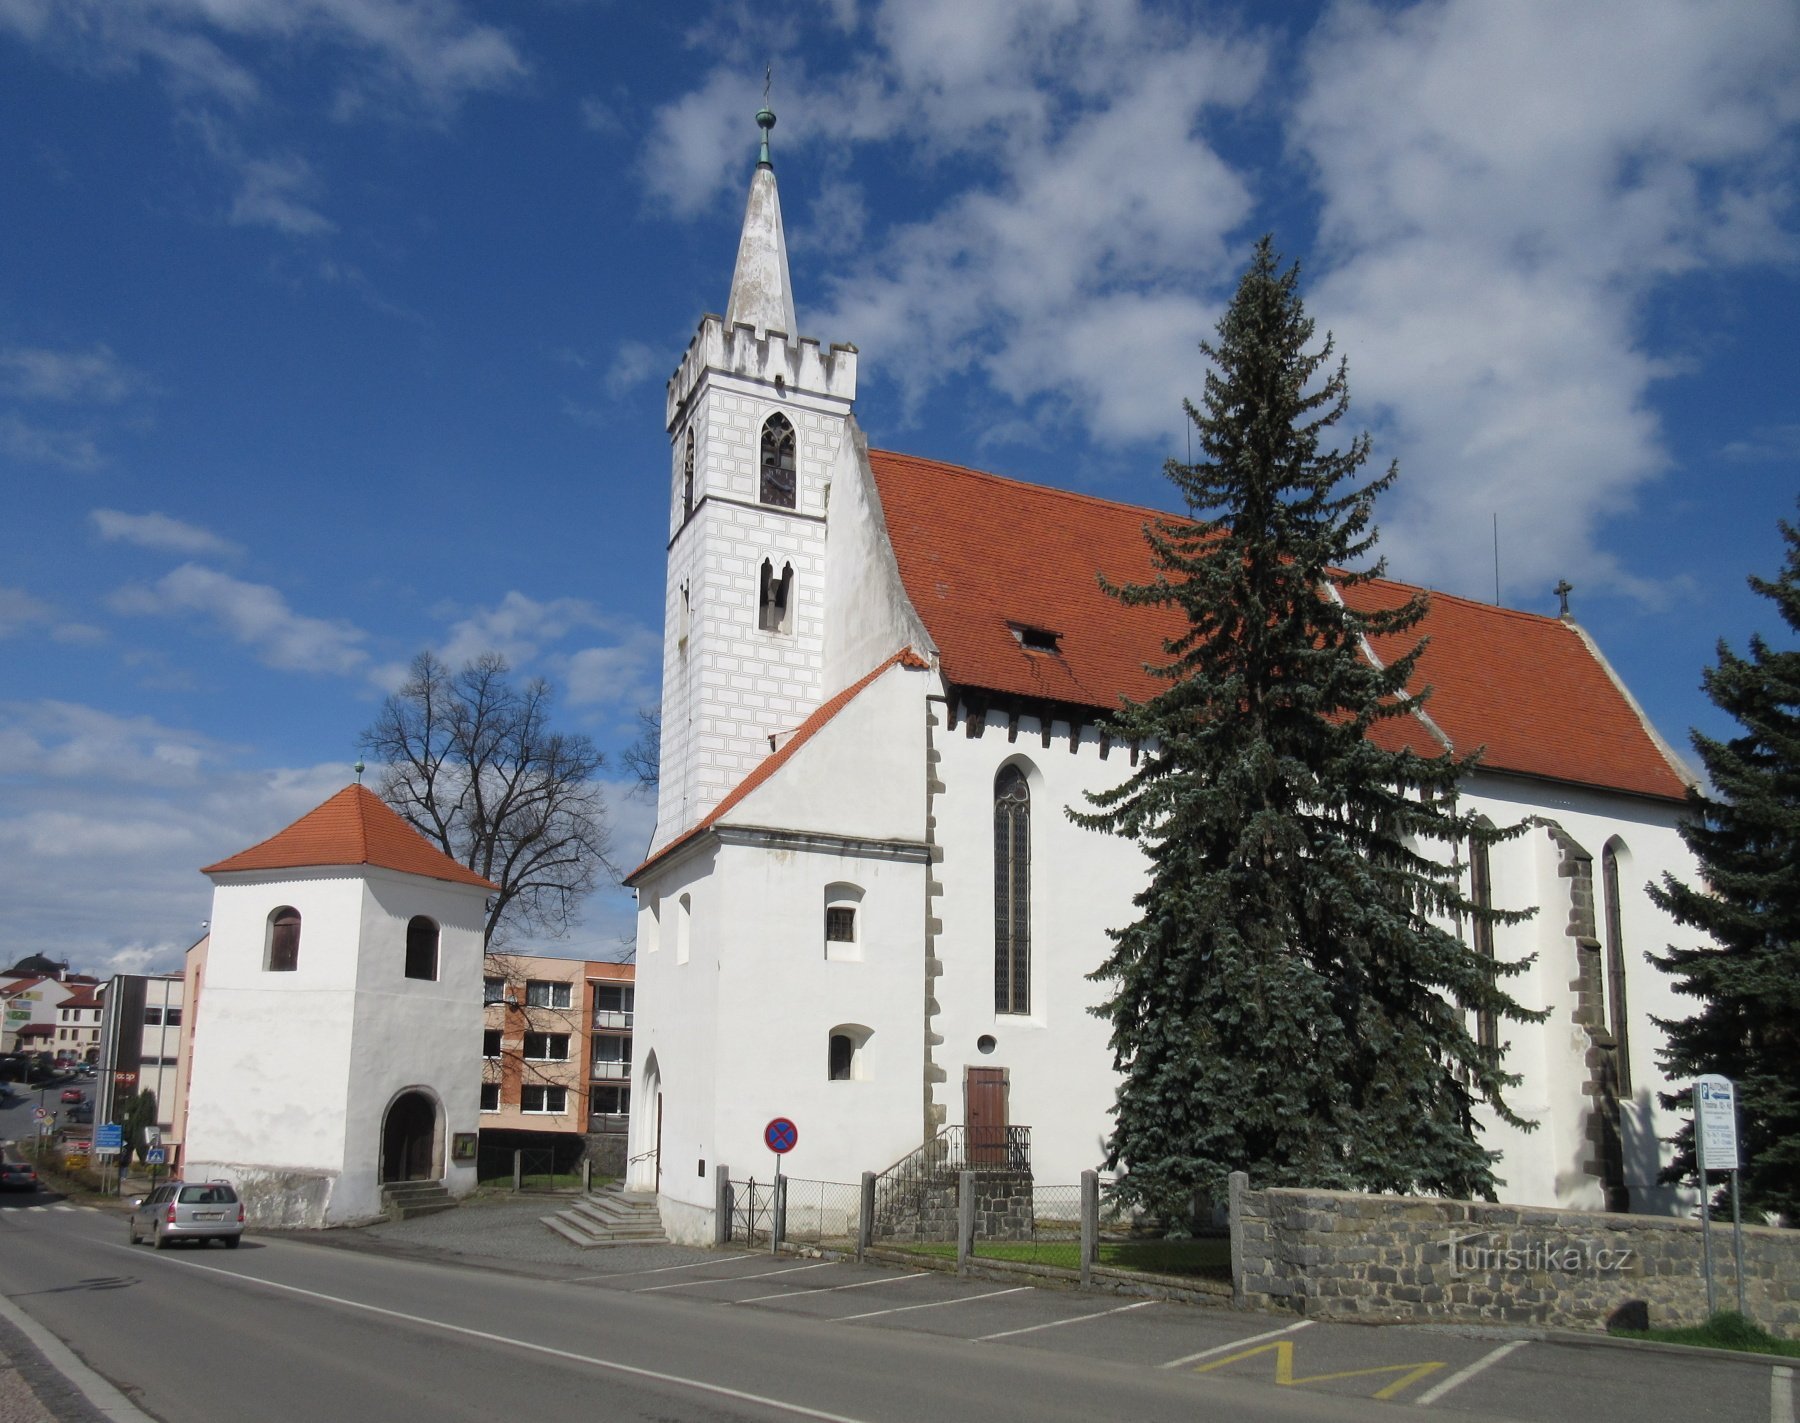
1010, 623, 1062, 655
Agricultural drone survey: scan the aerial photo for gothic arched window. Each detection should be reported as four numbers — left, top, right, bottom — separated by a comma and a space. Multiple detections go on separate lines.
267, 906, 301, 973
994, 765, 1031, 1015
759, 412, 796, 509
1468, 833, 1497, 1059
682, 428, 695, 521
1601, 841, 1632, 1094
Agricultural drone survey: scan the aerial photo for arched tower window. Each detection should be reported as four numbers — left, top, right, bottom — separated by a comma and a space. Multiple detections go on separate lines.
994, 765, 1031, 1015
267, 906, 301, 973
405, 916, 439, 982
682, 428, 695, 521
759, 412, 796, 509
1601, 841, 1632, 1095
758, 559, 794, 634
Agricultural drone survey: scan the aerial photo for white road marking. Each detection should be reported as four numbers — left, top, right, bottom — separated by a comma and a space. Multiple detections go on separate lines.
104, 1245, 876, 1423
977, 1298, 1157, 1341
1414, 1340, 1527, 1406
0, 1282, 156, 1422
1773, 1365, 1793, 1423
636, 1261, 832, 1293
566, 1253, 757, 1282
1159, 1318, 1313, 1369
736, 1272, 931, 1304
836, 1285, 1030, 1322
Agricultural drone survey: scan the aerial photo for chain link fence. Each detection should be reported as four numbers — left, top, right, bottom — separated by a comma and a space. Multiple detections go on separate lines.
776, 1176, 861, 1249
969, 1181, 1082, 1267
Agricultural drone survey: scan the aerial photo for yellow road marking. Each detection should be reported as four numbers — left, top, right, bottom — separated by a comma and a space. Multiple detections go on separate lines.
1192, 1340, 1446, 1400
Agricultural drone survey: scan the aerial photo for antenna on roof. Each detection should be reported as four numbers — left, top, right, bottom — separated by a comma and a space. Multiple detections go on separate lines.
1492, 513, 1500, 607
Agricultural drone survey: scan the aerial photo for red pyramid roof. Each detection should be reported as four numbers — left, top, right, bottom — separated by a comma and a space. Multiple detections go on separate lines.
201, 784, 497, 889
869, 450, 1690, 802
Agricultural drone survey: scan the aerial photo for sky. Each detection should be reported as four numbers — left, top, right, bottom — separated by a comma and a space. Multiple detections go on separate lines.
2, 0, 1796, 981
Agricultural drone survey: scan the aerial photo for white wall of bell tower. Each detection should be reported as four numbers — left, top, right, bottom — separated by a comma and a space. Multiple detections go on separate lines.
650, 125, 858, 856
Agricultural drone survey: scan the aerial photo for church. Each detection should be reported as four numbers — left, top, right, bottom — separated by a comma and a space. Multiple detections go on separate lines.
625, 109, 1704, 1244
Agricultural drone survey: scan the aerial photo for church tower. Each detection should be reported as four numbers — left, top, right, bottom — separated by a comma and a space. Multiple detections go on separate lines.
651, 107, 858, 855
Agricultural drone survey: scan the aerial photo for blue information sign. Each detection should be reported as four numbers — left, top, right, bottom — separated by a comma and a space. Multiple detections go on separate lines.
95, 1124, 123, 1149
764, 1117, 798, 1154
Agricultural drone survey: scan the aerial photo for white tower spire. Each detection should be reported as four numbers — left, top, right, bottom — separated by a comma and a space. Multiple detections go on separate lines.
723, 106, 796, 338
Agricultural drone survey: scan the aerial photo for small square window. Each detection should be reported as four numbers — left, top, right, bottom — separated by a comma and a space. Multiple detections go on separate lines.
825, 907, 856, 942
482, 1030, 502, 1058
480, 1082, 500, 1112
523, 1032, 569, 1061
483, 978, 506, 1005
521, 1085, 567, 1114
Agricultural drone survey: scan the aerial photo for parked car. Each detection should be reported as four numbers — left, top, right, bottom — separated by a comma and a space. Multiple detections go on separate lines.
66, 1102, 93, 1124
0, 1161, 39, 1192
59, 1088, 83, 1104
128, 1181, 244, 1249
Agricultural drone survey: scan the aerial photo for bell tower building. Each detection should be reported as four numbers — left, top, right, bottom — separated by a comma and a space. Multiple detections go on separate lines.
651, 107, 858, 855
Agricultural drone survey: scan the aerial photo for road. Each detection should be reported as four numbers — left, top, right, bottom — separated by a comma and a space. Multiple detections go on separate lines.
0, 1195, 1792, 1423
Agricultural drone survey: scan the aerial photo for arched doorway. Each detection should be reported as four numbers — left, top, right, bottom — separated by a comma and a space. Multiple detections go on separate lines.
633, 1053, 661, 1194
381, 1090, 439, 1183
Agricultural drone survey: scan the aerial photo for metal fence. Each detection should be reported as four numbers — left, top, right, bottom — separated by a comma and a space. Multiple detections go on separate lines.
776, 1176, 861, 1249
969, 1181, 1083, 1266
476, 1144, 573, 1189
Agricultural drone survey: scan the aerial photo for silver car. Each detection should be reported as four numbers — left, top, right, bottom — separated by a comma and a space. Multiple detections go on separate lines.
129, 1180, 244, 1249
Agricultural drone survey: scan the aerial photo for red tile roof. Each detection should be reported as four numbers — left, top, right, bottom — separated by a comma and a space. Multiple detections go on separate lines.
628, 649, 929, 882
869, 450, 1690, 801
202, 784, 497, 889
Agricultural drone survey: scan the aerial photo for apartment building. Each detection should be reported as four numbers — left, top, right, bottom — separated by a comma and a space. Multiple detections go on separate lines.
480, 954, 633, 1145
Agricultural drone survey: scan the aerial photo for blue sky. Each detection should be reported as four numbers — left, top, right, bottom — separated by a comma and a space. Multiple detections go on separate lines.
2, 0, 1796, 980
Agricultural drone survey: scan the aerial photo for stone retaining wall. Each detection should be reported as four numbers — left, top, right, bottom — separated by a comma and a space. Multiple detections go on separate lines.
1229, 1175, 1799, 1339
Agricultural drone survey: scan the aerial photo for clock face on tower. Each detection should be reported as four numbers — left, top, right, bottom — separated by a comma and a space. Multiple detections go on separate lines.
760, 413, 797, 510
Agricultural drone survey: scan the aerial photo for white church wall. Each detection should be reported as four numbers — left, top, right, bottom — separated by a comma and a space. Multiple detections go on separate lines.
930, 707, 1151, 1190
822, 427, 936, 689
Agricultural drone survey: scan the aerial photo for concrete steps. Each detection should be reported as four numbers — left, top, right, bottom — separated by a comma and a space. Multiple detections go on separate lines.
542, 1187, 666, 1247
382, 1180, 457, 1221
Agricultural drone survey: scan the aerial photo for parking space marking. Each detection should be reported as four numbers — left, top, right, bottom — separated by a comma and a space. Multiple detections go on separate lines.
1774, 1365, 1793, 1423
635, 1262, 832, 1293
569, 1254, 756, 1283
1413, 1340, 1526, 1406
1193, 1340, 1444, 1401
976, 1298, 1157, 1341
736, 1272, 931, 1304
837, 1286, 1031, 1322
1160, 1319, 1312, 1369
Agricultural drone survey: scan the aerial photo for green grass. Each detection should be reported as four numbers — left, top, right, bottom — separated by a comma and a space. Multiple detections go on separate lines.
889, 1236, 1230, 1278
1614, 1312, 1800, 1359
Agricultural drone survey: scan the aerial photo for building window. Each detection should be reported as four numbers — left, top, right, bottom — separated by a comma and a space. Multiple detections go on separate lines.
827, 1024, 870, 1082
682, 428, 695, 520
759, 412, 796, 508
758, 558, 794, 634
164, 1007, 182, 1027
1469, 836, 1498, 1059
267, 906, 301, 973
480, 1082, 500, 1112
594, 984, 633, 1026
521, 1085, 567, 1114
482, 1030, 502, 1058
591, 1084, 629, 1116
675, 893, 691, 966
994, 765, 1031, 1015
1602, 841, 1633, 1095
405, 916, 439, 981
823, 883, 864, 962
593, 1035, 632, 1078
523, 1033, 570, 1061
483, 977, 506, 1005
524, 981, 570, 1010
144, 1008, 163, 1026
825, 906, 855, 943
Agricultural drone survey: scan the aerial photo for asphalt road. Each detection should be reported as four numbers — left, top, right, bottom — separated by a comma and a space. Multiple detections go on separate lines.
0, 1194, 1792, 1423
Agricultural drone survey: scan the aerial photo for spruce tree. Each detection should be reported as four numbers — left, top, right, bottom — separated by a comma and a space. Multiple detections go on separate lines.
1080, 238, 1540, 1215
1648, 509, 1800, 1222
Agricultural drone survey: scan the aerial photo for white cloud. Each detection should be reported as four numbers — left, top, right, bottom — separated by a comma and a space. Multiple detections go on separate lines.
1291, 0, 1800, 599
0, 342, 145, 403
0, 586, 53, 638
91, 508, 242, 559
229, 151, 337, 235
110, 563, 370, 675
435, 590, 605, 669
604, 340, 661, 398
559, 630, 661, 712
0, 412, 104, 470
0, 701, 219, 787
